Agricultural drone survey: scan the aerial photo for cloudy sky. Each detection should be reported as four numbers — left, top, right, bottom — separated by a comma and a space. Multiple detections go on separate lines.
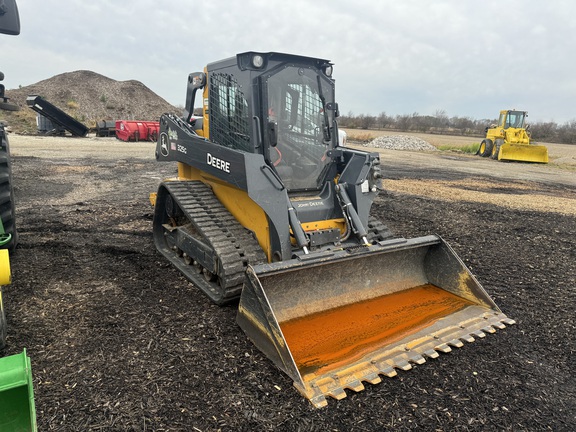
2, 0, 575, 123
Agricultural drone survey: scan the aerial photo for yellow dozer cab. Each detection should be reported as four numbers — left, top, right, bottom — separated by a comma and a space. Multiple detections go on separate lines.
478, 110, 548, 163
152, 52, 515, 407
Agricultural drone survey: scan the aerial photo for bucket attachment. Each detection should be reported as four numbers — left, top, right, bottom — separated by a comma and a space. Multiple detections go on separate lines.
498, 143, 548, 163
237, 235, 515, 408
0, 349, 37, 431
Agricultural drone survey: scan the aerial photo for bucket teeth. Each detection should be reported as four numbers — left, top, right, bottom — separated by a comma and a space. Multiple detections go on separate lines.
460, 334, 476, 343
374, 363, 397, 378
423, 349, 440, 359
448, 339, 465, 348
394, 359, 413, 371
327, 387, 347, 401
296, 312, 515, 408
405, 351, 426, 365
345, 379, 365, 393
363, 373, 382, 385
435, 343, 452, 353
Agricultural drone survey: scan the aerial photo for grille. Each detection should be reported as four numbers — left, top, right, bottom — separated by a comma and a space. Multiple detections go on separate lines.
209, 73, 251, 152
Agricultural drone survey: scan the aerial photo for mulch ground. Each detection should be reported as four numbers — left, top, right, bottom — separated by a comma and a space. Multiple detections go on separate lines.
2, 154, 575, 431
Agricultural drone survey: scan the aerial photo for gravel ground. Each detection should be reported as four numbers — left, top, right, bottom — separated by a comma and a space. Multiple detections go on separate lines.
2, 134, 575, 431
365, 135, 438, 151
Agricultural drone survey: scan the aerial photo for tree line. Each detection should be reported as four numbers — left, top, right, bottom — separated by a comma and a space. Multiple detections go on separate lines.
337, 110, 576, 144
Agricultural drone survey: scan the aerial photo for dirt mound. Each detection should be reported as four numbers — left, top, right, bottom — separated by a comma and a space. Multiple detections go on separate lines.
2, 70, 180, 133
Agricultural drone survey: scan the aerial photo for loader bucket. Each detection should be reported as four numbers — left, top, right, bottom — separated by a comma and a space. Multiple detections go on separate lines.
237, 235, 515, 408
498, 143, 548, 163
0, 349, 37, 431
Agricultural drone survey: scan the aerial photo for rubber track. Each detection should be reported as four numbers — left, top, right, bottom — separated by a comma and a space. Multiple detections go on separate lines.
162, 181, 267, 303
367, 217, 394, 243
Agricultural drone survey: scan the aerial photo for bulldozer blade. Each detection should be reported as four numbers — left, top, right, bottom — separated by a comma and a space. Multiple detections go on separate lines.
498, 143, 548, 163
237, 235, 515, 408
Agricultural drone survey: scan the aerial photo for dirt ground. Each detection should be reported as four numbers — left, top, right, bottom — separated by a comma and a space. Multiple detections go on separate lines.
3, 134, 575, 431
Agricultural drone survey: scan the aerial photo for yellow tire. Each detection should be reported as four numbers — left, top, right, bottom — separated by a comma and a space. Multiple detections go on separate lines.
491, 139, 503, 160
0, 249, 11, 286
479, 139, 493, 157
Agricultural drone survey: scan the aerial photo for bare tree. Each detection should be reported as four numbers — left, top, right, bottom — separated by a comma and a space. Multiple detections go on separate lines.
333, 109, 576, 144
395, 114, 411, 131
376, 112, 392, 129
434, 109, 449, 128
358, 114, 376, 129
529, 122, 557, 141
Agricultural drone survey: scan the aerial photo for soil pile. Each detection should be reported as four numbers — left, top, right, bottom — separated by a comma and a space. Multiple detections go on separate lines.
2, 70, 180, 133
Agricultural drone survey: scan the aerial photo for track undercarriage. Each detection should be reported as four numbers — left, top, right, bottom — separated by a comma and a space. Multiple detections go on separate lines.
153, 181, 267, 304
153, 180, 395, 305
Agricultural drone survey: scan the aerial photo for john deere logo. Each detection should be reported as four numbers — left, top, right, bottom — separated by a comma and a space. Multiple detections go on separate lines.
159, 133, 169, 157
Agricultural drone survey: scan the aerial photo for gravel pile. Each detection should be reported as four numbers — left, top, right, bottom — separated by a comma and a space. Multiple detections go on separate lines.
4, 70, 179, 132
366, 135, 437, 151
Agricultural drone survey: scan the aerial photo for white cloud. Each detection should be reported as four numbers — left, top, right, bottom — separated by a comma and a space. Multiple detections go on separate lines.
2, 0, 576, 122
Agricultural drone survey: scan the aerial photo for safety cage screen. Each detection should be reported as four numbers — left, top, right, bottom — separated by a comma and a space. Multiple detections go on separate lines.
209, 73, 251, 152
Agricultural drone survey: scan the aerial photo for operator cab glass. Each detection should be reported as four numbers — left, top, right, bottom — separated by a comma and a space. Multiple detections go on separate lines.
265, 66, 335, 192
502, 111, 526, 129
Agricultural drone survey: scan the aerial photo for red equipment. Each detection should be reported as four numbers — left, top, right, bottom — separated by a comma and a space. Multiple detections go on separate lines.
115, 120, 159, 142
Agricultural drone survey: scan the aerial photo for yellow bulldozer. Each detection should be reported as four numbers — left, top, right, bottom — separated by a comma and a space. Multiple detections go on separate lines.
151, 52, 515, 407
477, 109, 548, 163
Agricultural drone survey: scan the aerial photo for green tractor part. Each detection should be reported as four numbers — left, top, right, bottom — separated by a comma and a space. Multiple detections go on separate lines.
0, 350, 37, 432
0, 218, 12, 249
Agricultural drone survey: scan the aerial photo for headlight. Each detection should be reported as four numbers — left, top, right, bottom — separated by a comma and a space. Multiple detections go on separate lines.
252, 55, 264, 68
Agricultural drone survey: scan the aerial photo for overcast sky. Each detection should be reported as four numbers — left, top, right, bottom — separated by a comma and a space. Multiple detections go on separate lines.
2, 0, 575, 123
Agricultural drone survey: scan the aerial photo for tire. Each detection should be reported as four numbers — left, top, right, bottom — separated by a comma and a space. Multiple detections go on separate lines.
491, 139, 503, 160
478, 139, 494, 157
0, 127, 17, 251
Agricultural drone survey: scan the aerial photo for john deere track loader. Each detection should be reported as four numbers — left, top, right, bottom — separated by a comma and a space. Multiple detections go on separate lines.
152, 52, 515, 407
478, 110, 548, 163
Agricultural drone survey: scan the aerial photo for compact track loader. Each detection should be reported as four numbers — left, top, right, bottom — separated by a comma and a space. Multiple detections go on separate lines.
478, 110, 548, 163
152, 52, 515, 407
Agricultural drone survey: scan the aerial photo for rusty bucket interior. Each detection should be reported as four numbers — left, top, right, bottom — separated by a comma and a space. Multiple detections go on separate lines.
237, 235, 515, 408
